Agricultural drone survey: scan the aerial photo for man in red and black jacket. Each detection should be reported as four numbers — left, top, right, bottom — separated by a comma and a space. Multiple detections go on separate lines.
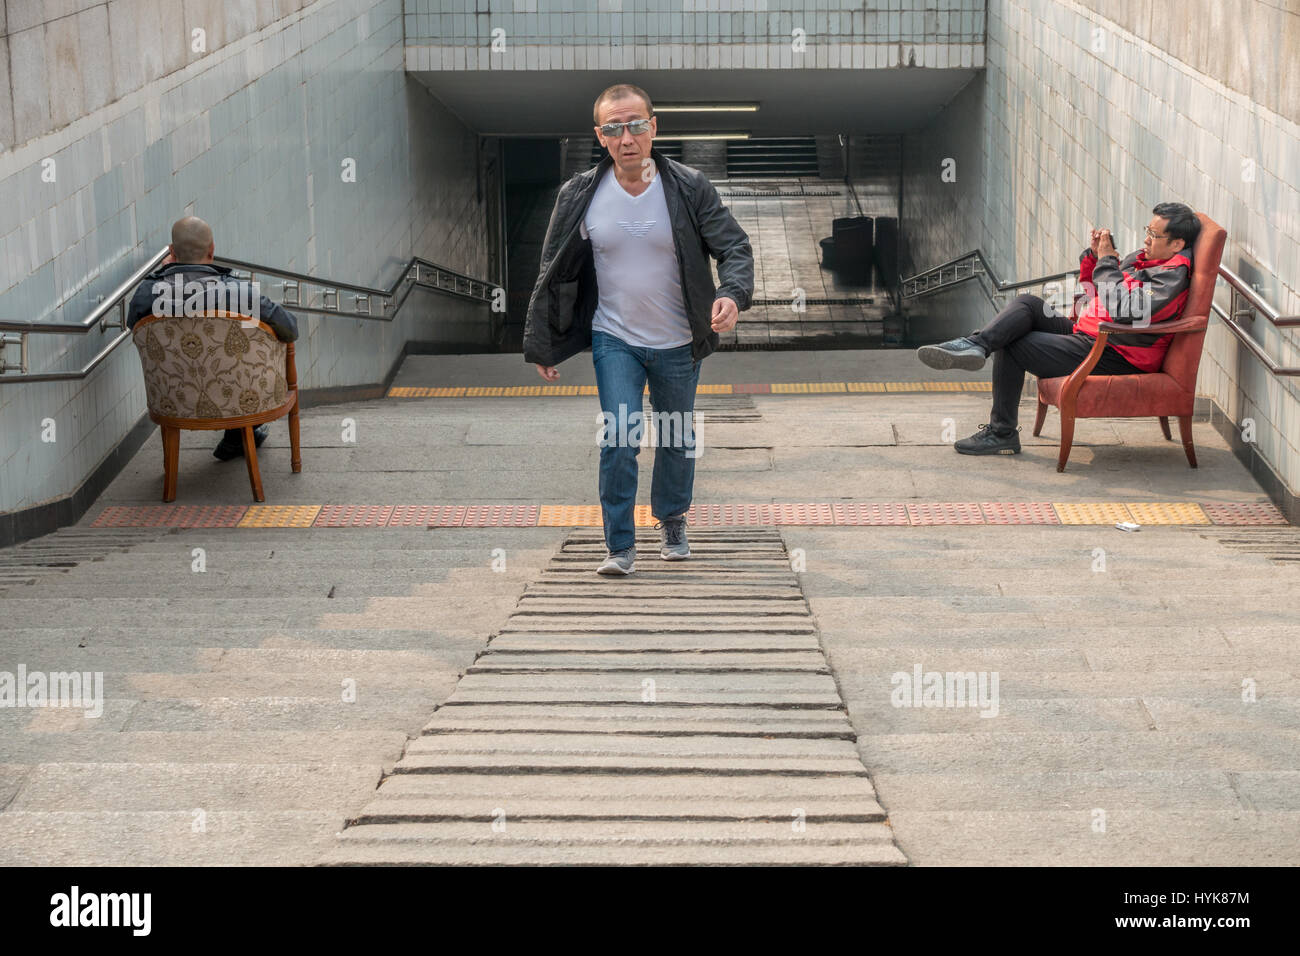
916, 202, 1200, 455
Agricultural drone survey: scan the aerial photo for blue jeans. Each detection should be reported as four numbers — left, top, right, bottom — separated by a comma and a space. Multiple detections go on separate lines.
591, 330, 701, 553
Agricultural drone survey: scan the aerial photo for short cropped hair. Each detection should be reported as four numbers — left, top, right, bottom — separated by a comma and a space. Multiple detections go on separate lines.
593, 84, 654, 126
1153, 202, 1200, 249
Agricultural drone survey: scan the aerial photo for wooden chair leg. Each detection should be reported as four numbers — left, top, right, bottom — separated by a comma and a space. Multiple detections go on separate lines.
1057, 412, 1075, 473
1033, 400, 1048, 437
243, 425, 265, 501
161, 426, 179, 502
1159, 416, 1172, 440
289, 397, 302, 474
1178, 415, 1197, 468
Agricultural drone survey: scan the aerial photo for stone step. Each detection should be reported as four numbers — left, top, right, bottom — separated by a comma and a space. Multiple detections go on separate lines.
368, 772, 876, 800
445, 671, 842, 706
0, 626, 494, 651
351, 796, 887, 823
0, 731, 407, 765
0, 810, 345, 866
403, 733, 860, 759
538, 571, 797, 585
512, 598, 811, 615
7, 763, 381, 811
524, 583, 802, 598
422, 704, 854, 737
9, 672, 460, 699
498, 617, 817, 633
485, 633, 825, 652
470, 651, 828, 672
391, 753, 872, 775
323, 821, 906, 866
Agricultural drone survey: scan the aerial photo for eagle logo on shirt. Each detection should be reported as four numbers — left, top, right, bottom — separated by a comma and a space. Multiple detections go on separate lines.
618, 220, 655, 238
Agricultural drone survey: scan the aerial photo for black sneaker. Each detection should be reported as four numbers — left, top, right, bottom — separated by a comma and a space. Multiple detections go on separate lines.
954, 424, 1021, 455
916, 336, 988, 371
213, 424, 270, 461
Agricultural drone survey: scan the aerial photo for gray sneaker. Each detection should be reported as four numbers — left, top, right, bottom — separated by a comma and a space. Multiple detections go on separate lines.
656, 516, 690, 561
597, 546, 636, 575
916, 336, 988, 371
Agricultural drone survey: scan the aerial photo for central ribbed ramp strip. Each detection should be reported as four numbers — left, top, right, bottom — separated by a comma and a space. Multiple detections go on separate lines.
323, 527, 905, 865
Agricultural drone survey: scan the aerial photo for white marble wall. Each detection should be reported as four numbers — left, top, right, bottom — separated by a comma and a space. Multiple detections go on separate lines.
903, 0, 1300, 493
0, 0, 491, 514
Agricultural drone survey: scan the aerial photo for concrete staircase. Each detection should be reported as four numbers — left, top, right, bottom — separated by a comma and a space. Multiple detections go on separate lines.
324, 527, 906, 865
0, 526, 558, 864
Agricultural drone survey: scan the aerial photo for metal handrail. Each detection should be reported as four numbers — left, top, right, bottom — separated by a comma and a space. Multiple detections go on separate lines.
0, 250, 499, 383
900, 250, 1300, 377
900, 248, 1075, 304
1211, 264, 1300, 376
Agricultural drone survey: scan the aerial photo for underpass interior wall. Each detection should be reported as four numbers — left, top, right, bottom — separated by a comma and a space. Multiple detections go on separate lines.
901, 0, 1300, 495
0, 0, 492, 516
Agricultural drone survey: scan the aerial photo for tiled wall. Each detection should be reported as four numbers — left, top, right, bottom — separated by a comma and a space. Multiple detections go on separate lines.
902, 0, 1300, 495
0, 0, 492, 515
405, 0, 986, 69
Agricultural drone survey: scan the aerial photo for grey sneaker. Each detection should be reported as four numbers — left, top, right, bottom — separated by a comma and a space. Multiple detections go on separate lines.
954, 423, 1021, 455
916, 336, 988, 371
597, 546, 636, 575
656, 515, 690, 560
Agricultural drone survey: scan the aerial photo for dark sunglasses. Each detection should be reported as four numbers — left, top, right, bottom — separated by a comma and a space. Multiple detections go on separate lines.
598, 118, 653, 137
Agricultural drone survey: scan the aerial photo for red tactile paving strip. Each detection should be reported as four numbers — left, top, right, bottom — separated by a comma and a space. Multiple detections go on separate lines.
981, 502, 1061, 525
313, 505, 396, 527
729, 383, 772, 394
686, 504, 773, 526
907, 503, 986, 525
832, 504, 911, 526
385, 505, 467, 527
769, 503, 837, 525
460, 505, 540, 527
1201, 502, 1289, 525
91, 505, 248, 528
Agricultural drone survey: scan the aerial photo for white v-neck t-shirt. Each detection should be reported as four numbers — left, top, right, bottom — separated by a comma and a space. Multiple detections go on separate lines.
581, 164, 692, 349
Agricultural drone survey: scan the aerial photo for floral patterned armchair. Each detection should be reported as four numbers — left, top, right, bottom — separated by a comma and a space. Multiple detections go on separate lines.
132, 311, 301, 501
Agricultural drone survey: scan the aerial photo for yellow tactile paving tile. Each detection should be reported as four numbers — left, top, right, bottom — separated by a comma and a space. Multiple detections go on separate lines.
237, 505, 322, 528
695, 384, 734, 394
922, 381, 969, 391
846, 382, 887, 392
1126, 502, 1210, 525
634, 505, 656, 527
961, 382, 993, 391
537, 505, 602, 526
883, 382, 926, 391
770, 382, 847, 393
1052, 502, 1134, 525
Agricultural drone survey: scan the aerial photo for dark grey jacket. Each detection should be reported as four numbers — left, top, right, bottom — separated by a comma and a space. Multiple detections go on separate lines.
523, 146, 754, 366
127, 263, 299, 343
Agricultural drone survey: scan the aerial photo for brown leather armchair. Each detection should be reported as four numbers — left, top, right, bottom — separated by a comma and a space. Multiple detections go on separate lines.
1033, 213, 1227, 472
132, 310, 302, 501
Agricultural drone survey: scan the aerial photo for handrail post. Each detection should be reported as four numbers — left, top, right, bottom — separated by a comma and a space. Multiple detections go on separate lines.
1, 332, 27, 374
100, 298, 126, 334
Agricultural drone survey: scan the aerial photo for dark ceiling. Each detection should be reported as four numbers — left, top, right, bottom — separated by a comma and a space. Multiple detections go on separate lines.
410, 67, 980, 136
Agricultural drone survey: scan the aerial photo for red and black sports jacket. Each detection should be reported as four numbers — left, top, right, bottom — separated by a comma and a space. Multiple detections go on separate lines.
1074, 247, 1193, 372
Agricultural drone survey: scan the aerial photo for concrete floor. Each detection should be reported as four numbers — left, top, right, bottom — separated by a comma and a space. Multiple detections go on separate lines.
0, 350, 1293, 865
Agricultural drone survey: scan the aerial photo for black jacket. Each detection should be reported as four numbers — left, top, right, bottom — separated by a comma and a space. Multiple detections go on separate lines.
523, 146, 754, 366
126, 263, 299, 343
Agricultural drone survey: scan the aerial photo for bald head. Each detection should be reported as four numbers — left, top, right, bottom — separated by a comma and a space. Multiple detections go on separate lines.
171, 217, 214, 264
